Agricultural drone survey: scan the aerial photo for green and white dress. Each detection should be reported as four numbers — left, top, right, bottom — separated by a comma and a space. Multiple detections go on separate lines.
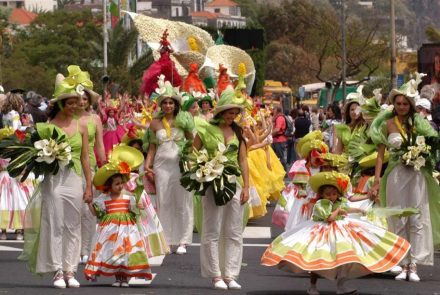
370, 110, 440, 264
261, 197, 410, 280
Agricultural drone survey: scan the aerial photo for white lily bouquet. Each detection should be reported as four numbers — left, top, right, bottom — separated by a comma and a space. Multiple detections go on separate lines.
0, 123, 73, 181
180, 143, 241, 206
396, 135, 432, 171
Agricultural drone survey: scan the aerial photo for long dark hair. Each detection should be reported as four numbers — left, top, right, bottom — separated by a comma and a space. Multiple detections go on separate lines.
213, 110, 246, 150
47, 101, 64, 120
327, 103, 342, 120
160, 97, 181, 117
392, 95, 417, 134
344, 101, 365, 129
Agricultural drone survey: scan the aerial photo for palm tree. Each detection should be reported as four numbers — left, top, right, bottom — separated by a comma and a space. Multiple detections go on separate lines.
92, 20, 154, 94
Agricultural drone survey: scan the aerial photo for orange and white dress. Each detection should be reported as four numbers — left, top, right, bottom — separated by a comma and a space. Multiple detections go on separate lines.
84, 194, 152, 280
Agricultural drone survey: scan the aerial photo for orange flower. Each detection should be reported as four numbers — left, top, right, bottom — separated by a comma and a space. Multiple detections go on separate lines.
336, 177, 348, 193
118, 161, 131, 175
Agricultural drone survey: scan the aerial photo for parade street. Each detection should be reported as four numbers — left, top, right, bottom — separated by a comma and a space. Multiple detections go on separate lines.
0, 205, 439, 295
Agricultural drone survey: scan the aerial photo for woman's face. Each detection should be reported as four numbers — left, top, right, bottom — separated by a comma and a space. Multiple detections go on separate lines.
108, 110, 115, 117
349, 102, 360, 122
201, 101, 211, 111
394, 95, 411, 116
78, 95, 89, 111
221, 108, 240, 125
188, 101, 199, 116
321, 186, 340, 203
63, 97, 79, 117
327, 108, 334, 119
161, 98, 175, 114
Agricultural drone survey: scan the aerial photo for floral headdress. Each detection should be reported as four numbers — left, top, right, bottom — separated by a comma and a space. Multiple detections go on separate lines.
93, 146, 144, 190
309, 171, 351, 195
388, 72, 426, 110
52, 65, 94, 102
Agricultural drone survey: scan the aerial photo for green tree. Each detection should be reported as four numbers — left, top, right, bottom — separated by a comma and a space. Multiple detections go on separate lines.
426, 26, 440, 42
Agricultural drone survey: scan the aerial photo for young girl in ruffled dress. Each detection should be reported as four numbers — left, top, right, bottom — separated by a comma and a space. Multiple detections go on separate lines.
84, 153, 152, 287
262, 171, 411, 295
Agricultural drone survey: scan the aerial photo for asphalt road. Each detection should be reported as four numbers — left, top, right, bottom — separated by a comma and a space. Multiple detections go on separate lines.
0, 205, 439, 295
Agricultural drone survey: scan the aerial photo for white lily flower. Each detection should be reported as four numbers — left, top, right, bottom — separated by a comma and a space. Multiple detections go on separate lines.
76, 84, 85, 96
416, 136, 425, 146
34, 139, 49, 150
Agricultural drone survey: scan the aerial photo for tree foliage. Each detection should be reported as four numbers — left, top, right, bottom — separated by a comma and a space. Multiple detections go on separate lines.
0, 9, 152, 96
426, 26, 440, 43
256, 0, 388, 94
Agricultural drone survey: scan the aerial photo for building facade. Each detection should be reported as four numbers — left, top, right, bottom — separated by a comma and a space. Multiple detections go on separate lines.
0, 0, 57, 11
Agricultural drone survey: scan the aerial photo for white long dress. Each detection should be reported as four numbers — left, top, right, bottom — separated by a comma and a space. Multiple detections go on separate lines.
153, 128, 193, 246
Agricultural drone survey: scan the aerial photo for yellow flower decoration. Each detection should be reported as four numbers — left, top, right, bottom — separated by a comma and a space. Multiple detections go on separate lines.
187, 36, 200, 52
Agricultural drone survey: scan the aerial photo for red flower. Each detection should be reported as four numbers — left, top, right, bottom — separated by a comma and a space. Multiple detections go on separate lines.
118, 161, 131, 175
336, 177, 348, 193
14, 130, 26, 142
127, 126, 137, 139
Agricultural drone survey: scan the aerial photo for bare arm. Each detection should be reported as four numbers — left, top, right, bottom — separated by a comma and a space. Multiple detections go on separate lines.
193, 134, 203, 151
370, 144, 386, 201
80, 125, 93, 203
239, 141, 250, 205
332, 125, 343, 154
94, 114, 106, 166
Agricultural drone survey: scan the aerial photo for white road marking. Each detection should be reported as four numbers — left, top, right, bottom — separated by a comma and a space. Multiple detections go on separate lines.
0, 245, 22, 252
189, 243, 268, 247
242, 226, 271, 239
149, 255, 165, 266
129, 273, 156, 285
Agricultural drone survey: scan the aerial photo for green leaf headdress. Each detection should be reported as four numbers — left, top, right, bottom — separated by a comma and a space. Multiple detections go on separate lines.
52, 65, 94, 103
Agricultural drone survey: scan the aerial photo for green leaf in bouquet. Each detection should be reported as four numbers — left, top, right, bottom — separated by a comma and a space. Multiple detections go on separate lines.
212, 176, 236, 206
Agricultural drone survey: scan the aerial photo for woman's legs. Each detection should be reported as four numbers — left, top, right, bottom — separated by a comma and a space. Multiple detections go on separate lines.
307, 273, 319, 295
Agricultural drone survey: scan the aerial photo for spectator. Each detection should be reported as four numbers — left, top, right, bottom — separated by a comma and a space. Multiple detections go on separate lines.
294, 109, 311, 140
285, 109, 296, 166
25, 91, 48, 124
310, 106, 320, 131
271, 106, 288, 171
416, 98, 438, 132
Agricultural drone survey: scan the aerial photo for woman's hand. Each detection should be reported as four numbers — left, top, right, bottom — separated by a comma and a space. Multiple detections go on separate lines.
240, 187, 249, 205
369, 182, 380, 201
83, 187, 93, 204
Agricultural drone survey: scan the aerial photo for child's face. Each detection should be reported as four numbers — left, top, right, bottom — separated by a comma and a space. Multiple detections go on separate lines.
321, 186, 340, 202
110, 176, 124, 194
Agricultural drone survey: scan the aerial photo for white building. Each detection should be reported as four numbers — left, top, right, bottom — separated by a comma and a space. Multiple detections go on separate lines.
192, 0, 246, 28
0, 0, 57, 11
25, 0, 57, 11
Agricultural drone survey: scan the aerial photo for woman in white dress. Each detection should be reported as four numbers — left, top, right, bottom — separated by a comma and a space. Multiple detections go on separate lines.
144, 78, 194, 254
370, 77, 440, 282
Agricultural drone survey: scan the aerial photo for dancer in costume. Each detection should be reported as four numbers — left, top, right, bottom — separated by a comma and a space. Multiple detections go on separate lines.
283, 131, 328, 231
84, 146, 152, 286
102, 107, 125, 157
143, 76, 194, 255
199, 92, 214, 121
77, 86, 106, 264
262, 171, 411, 295
194, 86, 249, 290
370, 74, 440, 281
0, 127, 32, 240
332, 95, 367, 155
20, 66, 93, 288
0, 93, 33, 240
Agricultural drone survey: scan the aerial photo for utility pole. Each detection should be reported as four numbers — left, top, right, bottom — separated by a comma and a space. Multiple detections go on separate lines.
341, 0, 347, 103
103, 0, 108, 76
390, 0, 397, 89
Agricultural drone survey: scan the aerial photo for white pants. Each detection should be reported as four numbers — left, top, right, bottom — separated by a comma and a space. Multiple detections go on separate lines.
36, 167, 83, 274
386, 165, 434, 265
200, 186, 244, 280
